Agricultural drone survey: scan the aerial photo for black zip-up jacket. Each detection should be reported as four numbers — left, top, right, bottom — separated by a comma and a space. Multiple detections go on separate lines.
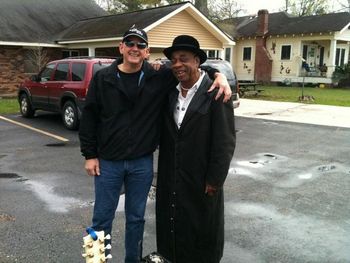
79, 59, 175, 160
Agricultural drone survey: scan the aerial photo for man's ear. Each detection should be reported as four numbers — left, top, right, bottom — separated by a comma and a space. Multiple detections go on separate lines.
118, 42, 124, 55
194, 56, 200, 66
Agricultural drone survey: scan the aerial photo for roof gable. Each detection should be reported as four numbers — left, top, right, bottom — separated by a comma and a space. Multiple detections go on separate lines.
57, 3, 188, 42
57, 2, 234, 45
0, 0, 107, 44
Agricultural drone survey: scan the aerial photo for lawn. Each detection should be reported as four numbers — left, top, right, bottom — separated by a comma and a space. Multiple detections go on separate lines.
0, 98, 19, 114
244, 86, 350, 107
0, 86, 350, 115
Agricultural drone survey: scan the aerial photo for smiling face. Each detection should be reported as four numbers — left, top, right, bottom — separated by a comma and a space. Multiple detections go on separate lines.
170, 50, 201, 89
119, 36, 149, 72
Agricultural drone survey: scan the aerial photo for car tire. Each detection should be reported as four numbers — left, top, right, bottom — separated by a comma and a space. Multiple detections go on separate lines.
62, 101, 79, 130
19, 94, 35, 118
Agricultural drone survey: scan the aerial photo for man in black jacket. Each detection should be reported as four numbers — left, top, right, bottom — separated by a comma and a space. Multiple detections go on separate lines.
156, 35, 236, 263
79, 26, 231, 263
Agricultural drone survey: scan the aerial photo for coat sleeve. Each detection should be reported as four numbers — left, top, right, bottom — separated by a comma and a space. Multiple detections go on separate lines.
205, 97, 236, 188
78, 73, 100, 160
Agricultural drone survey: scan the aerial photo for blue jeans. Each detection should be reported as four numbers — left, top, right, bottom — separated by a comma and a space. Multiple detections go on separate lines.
91, 154, 153, 263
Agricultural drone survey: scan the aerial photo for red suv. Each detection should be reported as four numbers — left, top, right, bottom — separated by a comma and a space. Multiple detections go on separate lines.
18, 57, 115, 130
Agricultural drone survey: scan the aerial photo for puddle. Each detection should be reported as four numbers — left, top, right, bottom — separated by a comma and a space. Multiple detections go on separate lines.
255, 112, 272, 115
0, 173, 20, 179
45, 143, 66, 147
264, 154, 277, 159
317, 165, 336, 172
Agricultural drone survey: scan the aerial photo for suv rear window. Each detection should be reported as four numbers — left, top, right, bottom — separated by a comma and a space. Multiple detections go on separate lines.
72, 63, 86, 81
93, 62, 111, 76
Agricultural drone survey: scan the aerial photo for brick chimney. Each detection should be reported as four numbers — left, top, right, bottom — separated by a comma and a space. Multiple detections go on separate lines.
257, 9, 269, 36
254, 9, 272, 83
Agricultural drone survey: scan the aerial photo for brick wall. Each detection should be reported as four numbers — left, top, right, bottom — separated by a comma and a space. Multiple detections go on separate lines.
0, 46, 25, 97
0, 46, 61, 97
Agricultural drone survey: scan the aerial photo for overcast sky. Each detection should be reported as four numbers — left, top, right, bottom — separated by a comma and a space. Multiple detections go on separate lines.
236, 0, 347, 15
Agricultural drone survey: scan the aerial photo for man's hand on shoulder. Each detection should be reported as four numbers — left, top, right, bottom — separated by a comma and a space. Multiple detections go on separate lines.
208, 72, 232, 102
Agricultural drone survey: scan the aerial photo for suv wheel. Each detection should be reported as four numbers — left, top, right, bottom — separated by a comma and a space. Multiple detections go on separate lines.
19, 94, 35, 118
62, 101, 79, 130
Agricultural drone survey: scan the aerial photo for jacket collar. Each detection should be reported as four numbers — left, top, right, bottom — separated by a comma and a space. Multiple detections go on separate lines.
168, 73, 212, 130
104, 58, 157, 84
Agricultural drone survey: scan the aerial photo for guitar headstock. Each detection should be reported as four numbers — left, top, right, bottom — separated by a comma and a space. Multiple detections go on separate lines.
82, 228, 112, 263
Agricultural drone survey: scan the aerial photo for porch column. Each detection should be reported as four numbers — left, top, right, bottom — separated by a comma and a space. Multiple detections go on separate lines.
328, 39, 337, 78
88, 47, 95, 57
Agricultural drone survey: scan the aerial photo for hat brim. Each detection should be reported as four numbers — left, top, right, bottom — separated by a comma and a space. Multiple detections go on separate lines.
163, 45, 207, 65
123, 33, 148, 44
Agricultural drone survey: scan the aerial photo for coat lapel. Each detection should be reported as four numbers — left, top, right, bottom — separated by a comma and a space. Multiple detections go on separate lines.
180, 74, 212, 129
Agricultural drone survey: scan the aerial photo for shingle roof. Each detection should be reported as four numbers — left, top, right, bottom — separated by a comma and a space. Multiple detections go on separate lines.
56, 2, 188, 42
232, 11, 350, 38
0, 0, 107, 44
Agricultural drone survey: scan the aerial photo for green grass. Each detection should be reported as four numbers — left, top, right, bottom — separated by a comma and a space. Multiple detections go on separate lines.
0, 98, 19, 114
245, 86, 350, 107
0, 86, 349, 115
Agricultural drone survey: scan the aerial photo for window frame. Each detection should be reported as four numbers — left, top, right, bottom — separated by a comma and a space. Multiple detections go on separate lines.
281, 44, 292, 60
243, 46, 252, 61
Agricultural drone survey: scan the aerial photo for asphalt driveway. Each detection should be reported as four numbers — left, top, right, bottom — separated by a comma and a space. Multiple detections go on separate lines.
0, 101, 349, 262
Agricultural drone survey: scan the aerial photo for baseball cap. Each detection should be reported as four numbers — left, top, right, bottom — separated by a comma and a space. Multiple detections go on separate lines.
123, 25, 148, 44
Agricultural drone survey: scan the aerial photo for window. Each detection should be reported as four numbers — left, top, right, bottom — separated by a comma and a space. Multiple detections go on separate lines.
53, 63, 69, 81
225, 48, 231, 62
72, 63, 86, 81
39, 64, 55, 81
281, 45, 291, 60
62, 50, 80, 58
93, 63, 111, 76
243, 47, 252, 61
335, 48, 346, 66
207, 50, 219, 59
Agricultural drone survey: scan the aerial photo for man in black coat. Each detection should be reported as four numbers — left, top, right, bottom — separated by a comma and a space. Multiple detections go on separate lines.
156, 35, 236, 263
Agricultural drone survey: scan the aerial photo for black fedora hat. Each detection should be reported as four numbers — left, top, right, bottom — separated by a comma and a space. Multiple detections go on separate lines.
163, 35, 207, 64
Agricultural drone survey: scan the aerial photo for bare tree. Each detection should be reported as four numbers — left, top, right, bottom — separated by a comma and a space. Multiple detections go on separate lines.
195, 0, 209, 16
25, 46, 50, 73
336, 0, 350, 12
209, 0, 242, 21
288, 0, 328, 16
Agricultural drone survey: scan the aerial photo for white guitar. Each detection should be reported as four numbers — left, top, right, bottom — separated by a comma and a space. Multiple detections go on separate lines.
82, 228, 112, 263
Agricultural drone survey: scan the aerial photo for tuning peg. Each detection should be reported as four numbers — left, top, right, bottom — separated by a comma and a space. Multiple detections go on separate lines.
82, 252, 94, 258
99, 254, 112, 263
105, 234, 111, 240
82, 241, 93, 248
105, 244, 112, 250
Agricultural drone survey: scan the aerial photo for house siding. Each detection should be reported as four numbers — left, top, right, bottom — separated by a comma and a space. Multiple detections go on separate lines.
148, 10, 222, 50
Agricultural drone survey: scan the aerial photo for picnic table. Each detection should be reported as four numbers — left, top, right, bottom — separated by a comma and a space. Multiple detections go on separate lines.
238, 82, 264, 97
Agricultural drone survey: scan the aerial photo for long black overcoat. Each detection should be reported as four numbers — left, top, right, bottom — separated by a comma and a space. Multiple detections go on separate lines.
156, 74, 236, 263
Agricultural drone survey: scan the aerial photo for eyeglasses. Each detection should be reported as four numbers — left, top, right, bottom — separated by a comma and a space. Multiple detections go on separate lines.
124, 41, 147, 50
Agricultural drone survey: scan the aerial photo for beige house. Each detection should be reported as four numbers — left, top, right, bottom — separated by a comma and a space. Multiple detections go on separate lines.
0, 2, 234, 97
57, 2, 235, 62
229, 10, 350, 84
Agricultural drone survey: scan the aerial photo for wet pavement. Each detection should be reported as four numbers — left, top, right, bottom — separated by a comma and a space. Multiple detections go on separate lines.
0, 104, 350, 262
